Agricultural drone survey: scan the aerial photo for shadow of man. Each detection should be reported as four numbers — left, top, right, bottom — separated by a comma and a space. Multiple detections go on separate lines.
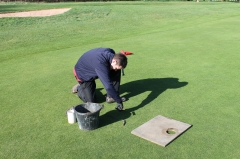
99, 78, 188, 128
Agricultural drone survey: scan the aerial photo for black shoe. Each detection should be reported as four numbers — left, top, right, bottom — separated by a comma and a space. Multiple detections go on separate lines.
106, 96, 127, 103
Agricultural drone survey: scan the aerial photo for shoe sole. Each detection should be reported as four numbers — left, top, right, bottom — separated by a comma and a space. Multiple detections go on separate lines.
72, 84, 80, 94
106, 97, 127, 103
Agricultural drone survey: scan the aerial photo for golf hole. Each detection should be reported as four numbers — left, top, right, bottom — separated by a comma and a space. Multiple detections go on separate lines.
166, 128, 176, 135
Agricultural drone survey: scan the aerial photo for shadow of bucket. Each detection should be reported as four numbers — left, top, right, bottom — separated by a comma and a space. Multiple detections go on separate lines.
74, 103, 103, 131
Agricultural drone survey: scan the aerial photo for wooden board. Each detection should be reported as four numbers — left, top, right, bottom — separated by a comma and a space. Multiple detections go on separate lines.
131, 115, 191, 147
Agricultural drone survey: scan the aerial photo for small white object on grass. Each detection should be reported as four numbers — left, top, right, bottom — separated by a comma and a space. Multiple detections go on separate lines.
67, 109, 76, 124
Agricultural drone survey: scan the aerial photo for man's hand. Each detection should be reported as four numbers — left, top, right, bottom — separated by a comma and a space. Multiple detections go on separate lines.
116, 103, 124, 111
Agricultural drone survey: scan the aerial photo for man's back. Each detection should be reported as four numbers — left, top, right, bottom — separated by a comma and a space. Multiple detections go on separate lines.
75, 48, 115, 81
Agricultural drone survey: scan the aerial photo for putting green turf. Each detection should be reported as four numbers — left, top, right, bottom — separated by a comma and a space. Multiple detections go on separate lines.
1, 2, 240, 159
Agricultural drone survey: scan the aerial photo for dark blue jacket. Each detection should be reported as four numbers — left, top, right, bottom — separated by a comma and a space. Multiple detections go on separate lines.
74, 48, 122, 103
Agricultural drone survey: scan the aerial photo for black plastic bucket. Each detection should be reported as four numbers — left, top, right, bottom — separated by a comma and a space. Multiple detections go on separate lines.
74, 103, 103, 131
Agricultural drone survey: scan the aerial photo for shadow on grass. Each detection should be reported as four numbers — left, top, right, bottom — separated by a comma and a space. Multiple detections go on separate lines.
99, 77, 188, 128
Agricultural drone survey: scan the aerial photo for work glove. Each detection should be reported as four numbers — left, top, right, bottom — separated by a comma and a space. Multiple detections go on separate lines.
116, 103, 124, 111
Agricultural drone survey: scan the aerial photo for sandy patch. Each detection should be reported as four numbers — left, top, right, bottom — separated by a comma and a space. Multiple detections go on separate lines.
0, 8, 71, 18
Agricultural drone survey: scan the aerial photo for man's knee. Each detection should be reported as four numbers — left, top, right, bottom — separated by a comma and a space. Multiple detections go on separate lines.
77, 84, 96, 103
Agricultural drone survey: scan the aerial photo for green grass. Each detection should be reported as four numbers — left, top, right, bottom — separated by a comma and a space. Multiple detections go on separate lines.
1, 1, 240, 159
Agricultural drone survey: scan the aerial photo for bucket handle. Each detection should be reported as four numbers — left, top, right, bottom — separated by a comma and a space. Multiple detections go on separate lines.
85, 102, 104, 110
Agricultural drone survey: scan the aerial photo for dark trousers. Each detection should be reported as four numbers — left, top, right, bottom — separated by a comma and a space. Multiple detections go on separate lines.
77, 70, 121, 103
